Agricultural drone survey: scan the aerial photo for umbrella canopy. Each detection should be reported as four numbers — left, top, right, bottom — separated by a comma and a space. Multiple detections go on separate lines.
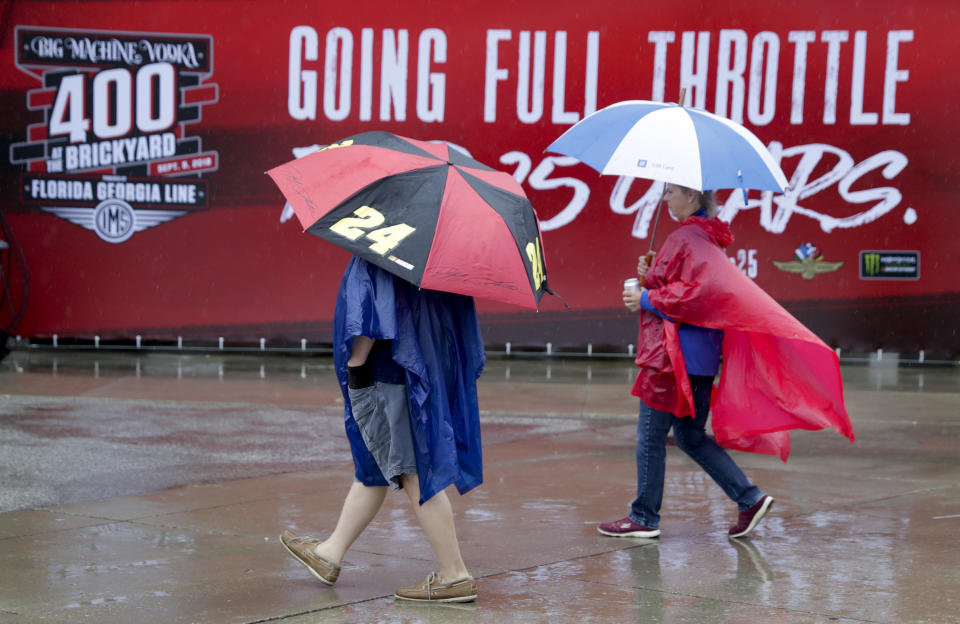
267, 131, 551, 309
546, 100, 788, 192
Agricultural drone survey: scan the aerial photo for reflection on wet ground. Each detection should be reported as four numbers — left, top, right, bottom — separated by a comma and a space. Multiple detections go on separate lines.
1, 349, 958, 623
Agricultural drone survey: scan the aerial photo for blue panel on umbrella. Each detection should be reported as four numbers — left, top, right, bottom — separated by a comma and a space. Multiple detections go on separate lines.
689, 113, 783, 192
547, 102, 663, 172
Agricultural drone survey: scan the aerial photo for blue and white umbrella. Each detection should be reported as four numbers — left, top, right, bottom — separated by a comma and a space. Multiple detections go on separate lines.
546, 99, 788, 193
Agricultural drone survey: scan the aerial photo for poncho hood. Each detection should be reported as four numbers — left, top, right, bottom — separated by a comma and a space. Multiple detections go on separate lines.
684, 215, 734, 248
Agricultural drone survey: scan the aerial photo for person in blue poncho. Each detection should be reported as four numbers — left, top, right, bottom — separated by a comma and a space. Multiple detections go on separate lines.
281, 257, 486, 603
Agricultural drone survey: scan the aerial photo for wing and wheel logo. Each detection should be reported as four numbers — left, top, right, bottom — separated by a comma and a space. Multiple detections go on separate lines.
773, 243, 844, 279
42, 200, 187, 244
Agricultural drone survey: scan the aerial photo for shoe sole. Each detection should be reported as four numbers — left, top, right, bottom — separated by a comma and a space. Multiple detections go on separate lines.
729, 496, 775, 539
597, 527, 661, 538
280, 536, 337, 586
394, 593, 478, 603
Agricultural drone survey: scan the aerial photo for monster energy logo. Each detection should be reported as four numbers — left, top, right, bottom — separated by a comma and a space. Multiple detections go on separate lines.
859, 251, 920, 280
863, 253, 881, 276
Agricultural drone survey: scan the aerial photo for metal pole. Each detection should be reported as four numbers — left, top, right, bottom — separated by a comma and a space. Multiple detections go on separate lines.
646, 88, 686, 260
646, 195, 666, 258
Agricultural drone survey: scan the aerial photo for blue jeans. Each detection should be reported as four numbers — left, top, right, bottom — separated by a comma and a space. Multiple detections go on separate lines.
629, 375, 765, 529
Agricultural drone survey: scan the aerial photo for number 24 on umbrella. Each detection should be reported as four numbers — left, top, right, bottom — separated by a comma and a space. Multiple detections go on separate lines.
330, 206, 415, 255
268, 131, 556, 309
331, 203, 545, 291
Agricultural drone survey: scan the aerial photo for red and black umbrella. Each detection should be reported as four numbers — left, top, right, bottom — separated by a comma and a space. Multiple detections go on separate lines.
267, 131, 554, 309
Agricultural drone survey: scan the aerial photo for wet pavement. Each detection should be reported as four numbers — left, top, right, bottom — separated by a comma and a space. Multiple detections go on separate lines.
1, 350, 958, 623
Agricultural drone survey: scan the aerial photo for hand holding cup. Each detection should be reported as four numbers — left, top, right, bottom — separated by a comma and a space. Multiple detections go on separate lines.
623, 278, 643, 312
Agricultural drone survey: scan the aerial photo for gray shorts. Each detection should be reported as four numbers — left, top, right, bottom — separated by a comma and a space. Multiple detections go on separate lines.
347, 382, 417, 489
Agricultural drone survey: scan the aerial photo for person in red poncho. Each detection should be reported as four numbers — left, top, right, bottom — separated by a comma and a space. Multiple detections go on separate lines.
598, 183, 854, 540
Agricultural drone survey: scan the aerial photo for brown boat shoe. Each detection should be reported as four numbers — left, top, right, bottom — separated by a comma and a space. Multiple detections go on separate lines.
280, 529, 341, 585
394, 571, 477, 602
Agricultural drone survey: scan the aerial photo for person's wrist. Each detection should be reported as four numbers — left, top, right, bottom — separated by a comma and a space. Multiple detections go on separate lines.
347, 363, 372, 389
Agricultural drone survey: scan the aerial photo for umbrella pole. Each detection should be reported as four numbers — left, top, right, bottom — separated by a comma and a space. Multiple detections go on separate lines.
646, 88, 686, 263
646, 194, 665, 263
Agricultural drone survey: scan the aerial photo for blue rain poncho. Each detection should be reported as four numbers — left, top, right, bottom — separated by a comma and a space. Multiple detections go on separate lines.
333, 257, 486, 504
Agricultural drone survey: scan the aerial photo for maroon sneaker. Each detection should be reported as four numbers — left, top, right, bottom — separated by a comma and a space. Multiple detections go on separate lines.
729, 495, 774, 538
598, 517, 660, 538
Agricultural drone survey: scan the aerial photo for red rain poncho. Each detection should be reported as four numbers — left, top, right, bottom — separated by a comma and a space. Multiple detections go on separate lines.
632, 216, 855, 461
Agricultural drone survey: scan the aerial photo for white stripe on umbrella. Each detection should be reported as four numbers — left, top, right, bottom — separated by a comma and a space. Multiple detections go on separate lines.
604, 107, 703, 189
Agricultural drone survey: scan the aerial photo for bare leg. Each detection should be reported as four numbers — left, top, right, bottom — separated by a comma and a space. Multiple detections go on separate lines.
311, 336, 387, 563
399, 473, 470, 581
314, 481, 387, 564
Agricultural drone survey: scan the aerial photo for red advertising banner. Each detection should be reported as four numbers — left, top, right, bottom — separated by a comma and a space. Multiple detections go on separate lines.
2, 0, 958, 353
